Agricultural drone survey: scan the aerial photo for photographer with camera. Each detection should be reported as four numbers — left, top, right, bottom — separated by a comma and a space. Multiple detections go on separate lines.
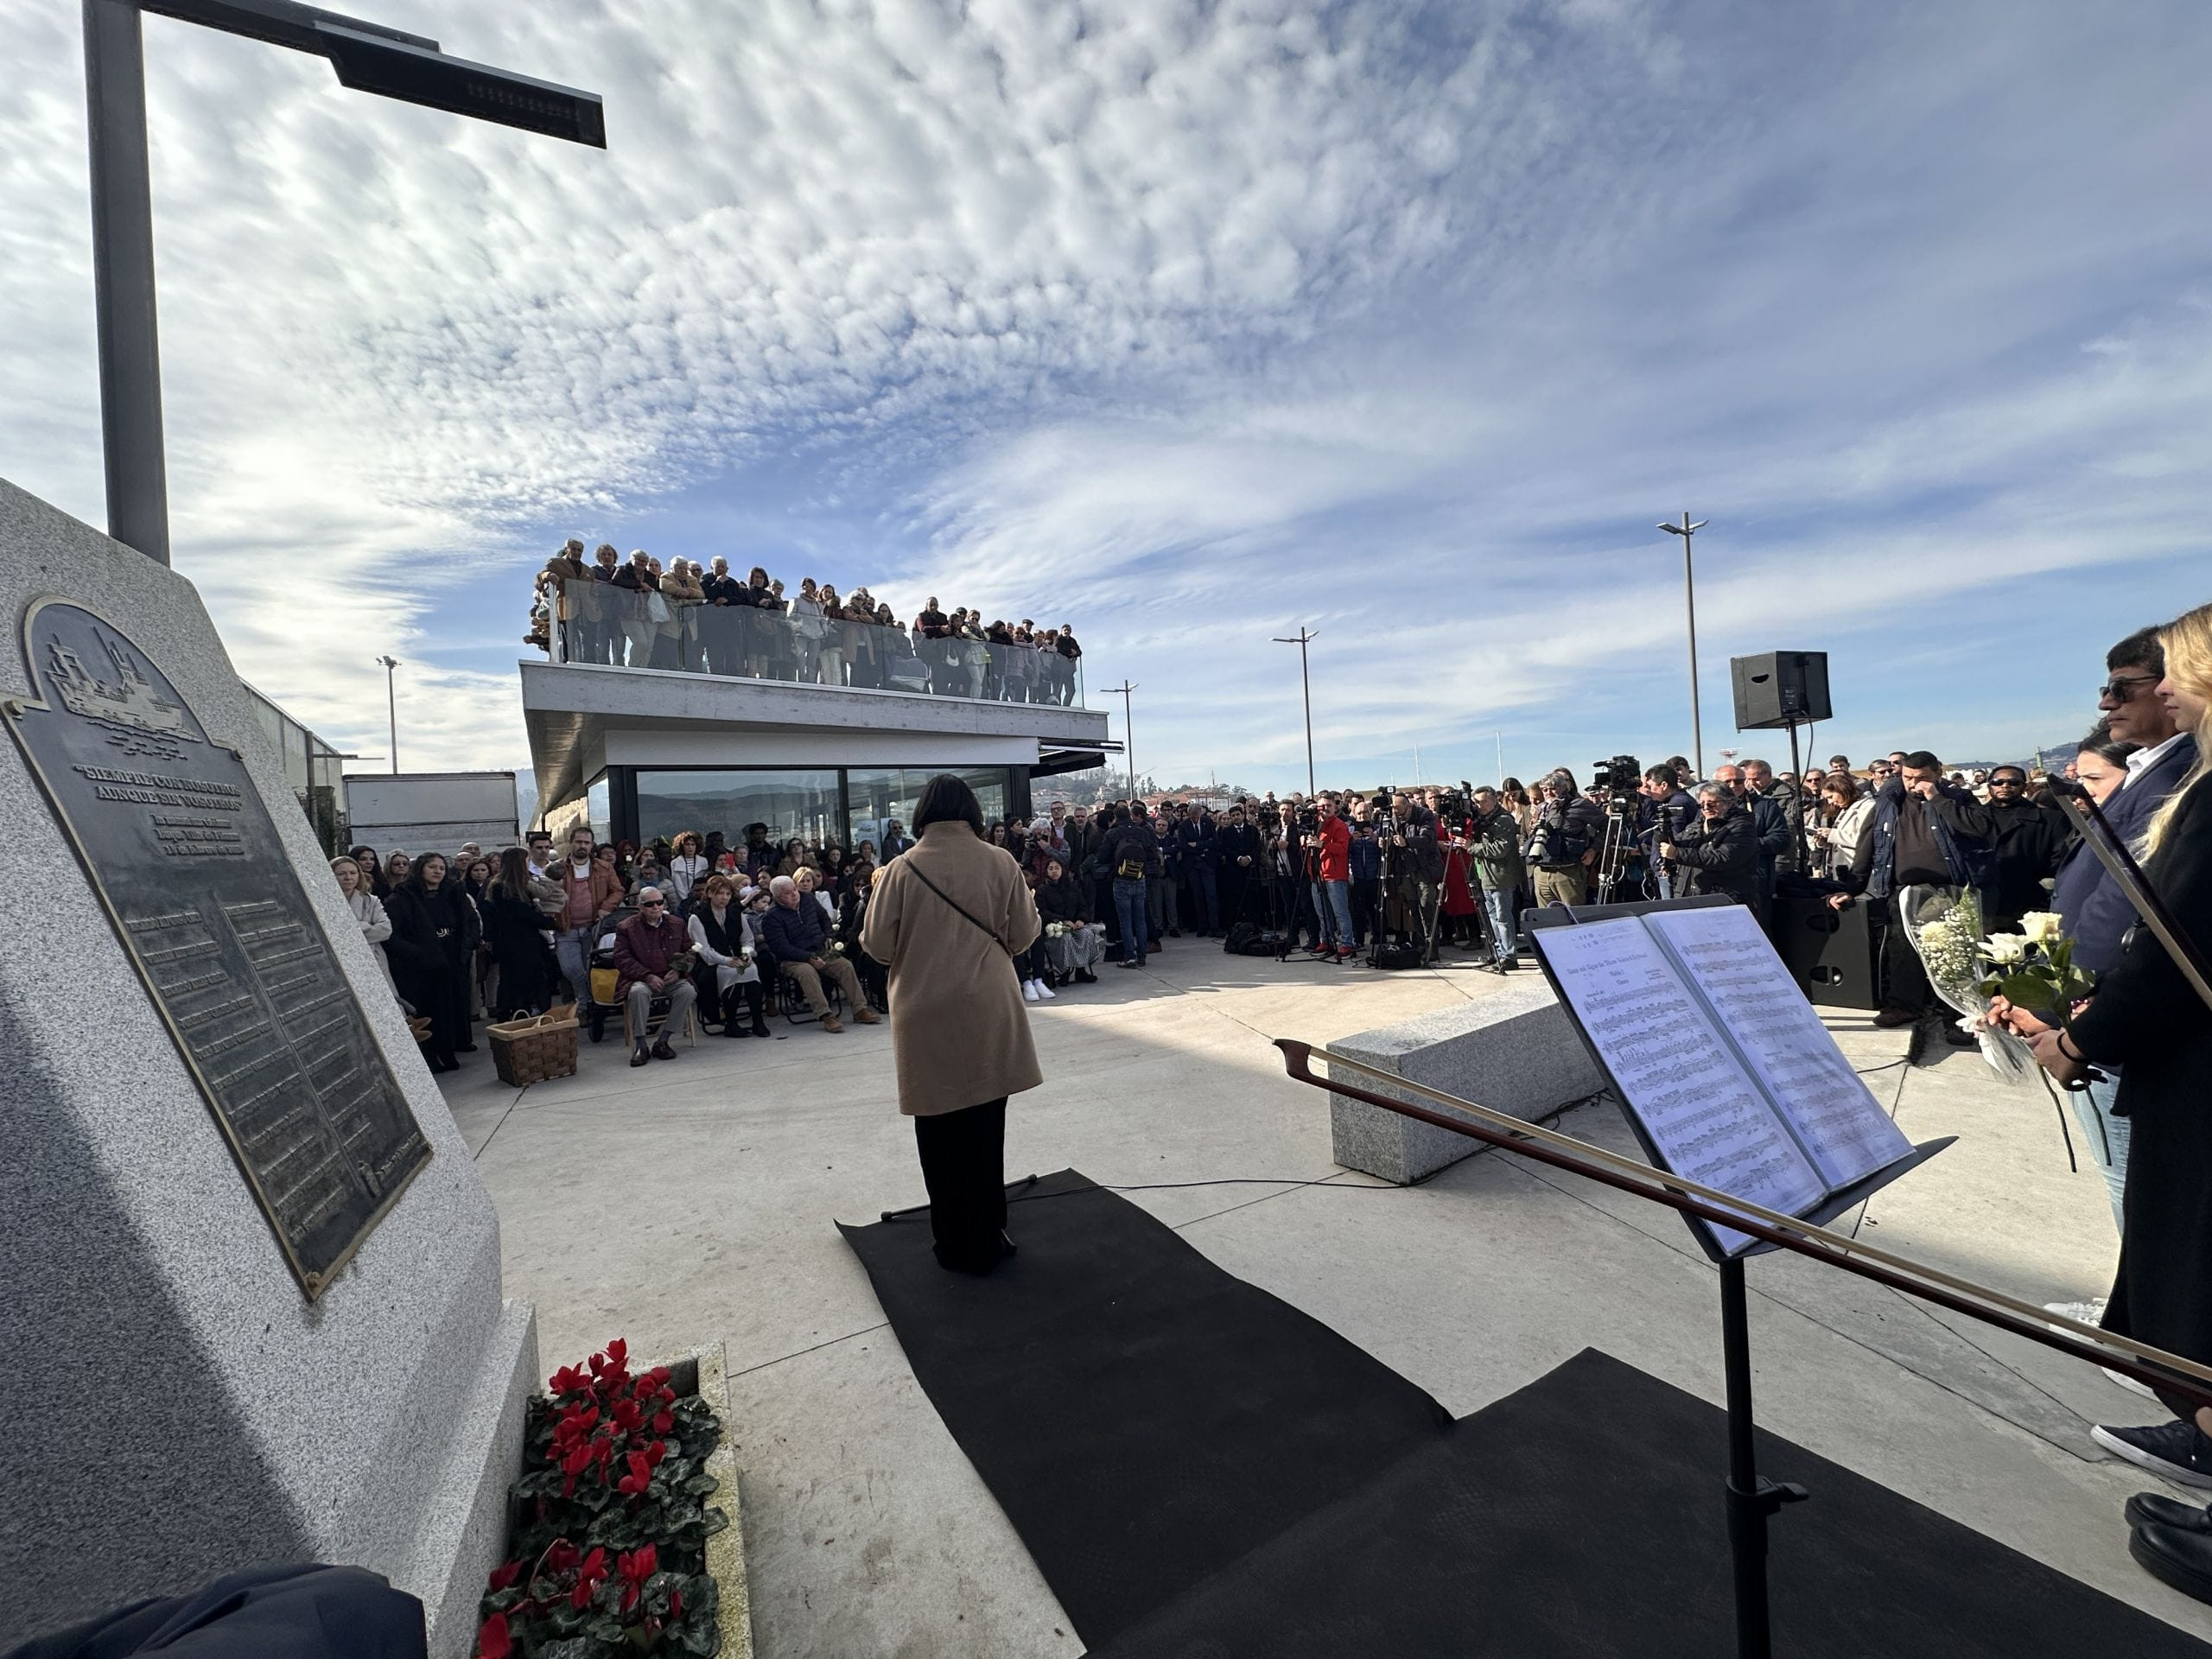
1386, 789, 1445, 963
1467, 786, 1525, 973
1662, 783, 1763, 908
1639, 763, 1700, 898
1348, 795, 1385, 948
1525, 769, 1603, 908
1304, 795, 1356, 960
1273, 802, 1321, 951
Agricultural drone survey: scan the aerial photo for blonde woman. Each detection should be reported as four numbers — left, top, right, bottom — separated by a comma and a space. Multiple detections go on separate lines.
331, 856, 396, 989
2029, 602, 2212, 1517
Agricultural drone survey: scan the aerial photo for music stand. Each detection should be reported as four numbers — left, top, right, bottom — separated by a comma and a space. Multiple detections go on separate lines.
1524, 894, 1949, 1657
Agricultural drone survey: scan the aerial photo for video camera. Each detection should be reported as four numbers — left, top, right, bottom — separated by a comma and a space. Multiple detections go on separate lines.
1588, 754, 1641, 803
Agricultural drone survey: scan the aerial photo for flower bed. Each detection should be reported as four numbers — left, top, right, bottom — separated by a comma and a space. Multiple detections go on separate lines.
475, 1339, 728, 1657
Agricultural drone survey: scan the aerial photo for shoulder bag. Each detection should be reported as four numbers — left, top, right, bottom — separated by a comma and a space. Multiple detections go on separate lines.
902, 859, 1014, 958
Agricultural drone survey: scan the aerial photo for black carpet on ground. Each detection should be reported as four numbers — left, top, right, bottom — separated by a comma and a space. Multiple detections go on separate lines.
836, 1169, 1452, 1648
844, 1169, 2209, 1658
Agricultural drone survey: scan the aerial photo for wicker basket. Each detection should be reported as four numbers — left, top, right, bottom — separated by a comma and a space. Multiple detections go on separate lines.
488, 1007, 580, 1086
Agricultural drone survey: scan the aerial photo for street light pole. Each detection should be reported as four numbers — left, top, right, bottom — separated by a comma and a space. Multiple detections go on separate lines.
1104, 681, 1137, 797
81, 0, 606, 565
1658, 513, 1709, 779
1272, 627, 1319, 796
378, 655, 399, 774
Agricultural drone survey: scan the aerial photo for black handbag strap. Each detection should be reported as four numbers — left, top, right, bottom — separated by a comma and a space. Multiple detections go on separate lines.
902, 860, 1013, 957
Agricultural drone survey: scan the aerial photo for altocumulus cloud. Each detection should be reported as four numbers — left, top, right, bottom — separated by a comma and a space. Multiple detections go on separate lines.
1, 0, 2206, 785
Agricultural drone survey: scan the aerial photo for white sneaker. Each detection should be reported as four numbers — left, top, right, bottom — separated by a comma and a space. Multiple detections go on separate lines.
2046, 1298, 2107, 1325
2047, 1300, 2156, 1398
1022, 979, 1040, 1002
1036, 978, 1056, 999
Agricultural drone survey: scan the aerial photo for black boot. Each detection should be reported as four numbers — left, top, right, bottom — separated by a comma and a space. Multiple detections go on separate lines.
747, 982, 770, 1038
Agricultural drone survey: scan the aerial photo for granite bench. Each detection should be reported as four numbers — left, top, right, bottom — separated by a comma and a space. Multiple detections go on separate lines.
1327, 980, 1605, 1184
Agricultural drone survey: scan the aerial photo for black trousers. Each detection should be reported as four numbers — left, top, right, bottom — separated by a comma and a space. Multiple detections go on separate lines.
1874, 895, 1936, 1016
913, 1097, 1008, 1271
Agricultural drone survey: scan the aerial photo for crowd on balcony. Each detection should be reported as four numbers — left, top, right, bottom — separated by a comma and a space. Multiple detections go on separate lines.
524, 540, 1084, 702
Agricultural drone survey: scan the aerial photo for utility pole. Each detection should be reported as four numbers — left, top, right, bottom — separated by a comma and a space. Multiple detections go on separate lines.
1495, 731, 1505, 787
378, 655, 400, 773
1104, 680, 1137, 798
1658, 513, 1709, 779
1272, 626, 1319, 796
81, 0, 604, 564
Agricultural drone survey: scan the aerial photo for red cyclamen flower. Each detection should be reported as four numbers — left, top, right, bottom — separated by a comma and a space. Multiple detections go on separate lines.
476, 1614, 512, 1659
487, 1560, 524, 1592
616, 1543, 657, 1611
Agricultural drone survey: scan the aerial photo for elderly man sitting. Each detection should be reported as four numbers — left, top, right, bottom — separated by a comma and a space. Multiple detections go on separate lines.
762, 874, 879, 1033
613, 886, 698, 1066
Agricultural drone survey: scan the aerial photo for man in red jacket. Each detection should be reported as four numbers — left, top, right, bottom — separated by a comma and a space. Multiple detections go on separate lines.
613, 887, 696, 1066
1306, 796, 1355, 961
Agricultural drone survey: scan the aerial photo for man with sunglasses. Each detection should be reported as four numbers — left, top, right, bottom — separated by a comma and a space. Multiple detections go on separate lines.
1981, 766, 2067, 932
2055, 627, 2199, 982
613, 886, 699, 1067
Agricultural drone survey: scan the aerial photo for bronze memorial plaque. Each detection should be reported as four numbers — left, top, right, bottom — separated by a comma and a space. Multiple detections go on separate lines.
3, 598, 429, 1297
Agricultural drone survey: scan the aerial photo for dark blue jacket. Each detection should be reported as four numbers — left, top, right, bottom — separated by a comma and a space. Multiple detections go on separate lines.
2053, 735, 2197, 975
1848, 779, 1994, 900
1348, 827, 1383, 881
761, 895, 834, 961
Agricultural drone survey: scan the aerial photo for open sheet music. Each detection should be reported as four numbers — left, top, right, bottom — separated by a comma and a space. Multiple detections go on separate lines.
1534, 905, 1912, 1255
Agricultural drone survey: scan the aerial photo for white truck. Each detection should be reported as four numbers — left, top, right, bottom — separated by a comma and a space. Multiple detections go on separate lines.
343, 771, 520, 859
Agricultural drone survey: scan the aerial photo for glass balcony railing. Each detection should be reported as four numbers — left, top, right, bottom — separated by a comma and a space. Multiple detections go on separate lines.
535, 577, 1087, 709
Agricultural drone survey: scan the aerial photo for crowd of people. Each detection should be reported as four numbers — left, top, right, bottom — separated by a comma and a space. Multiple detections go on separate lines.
335, 594, 2212, 1600
525, 540, 1084, 702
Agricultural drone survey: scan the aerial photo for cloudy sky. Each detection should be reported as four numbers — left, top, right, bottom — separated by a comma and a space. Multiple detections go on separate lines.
3, 0, 2206, 798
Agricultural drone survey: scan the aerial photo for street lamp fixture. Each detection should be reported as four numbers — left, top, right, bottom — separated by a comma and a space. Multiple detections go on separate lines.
84, 0, 607, 565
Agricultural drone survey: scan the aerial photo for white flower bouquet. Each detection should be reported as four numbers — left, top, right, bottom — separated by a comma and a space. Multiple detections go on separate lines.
1975, 910, 2093, 1031
1897, 886, 2038, 1084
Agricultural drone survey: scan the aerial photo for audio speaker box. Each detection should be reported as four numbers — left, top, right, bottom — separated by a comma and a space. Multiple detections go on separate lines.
1771, 890, 1878, 1011
1731, 651, 1833, 729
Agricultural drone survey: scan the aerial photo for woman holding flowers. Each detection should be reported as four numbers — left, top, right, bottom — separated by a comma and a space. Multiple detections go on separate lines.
2026, 603, 2212, 1535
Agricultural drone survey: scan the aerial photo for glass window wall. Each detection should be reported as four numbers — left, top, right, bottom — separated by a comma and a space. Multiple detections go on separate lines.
635, 768, 842, 852
845, 767, 1008, 855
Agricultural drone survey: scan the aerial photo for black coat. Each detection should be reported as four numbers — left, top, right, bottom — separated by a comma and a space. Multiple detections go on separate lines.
384, 880, 469, 1009
1035, 873, 1090, 925
1668, 804, 1763, 907
1214, 822, 1262, 871
480, 889, 555, 1013
1984, 796, 2068, 923
2071, 772, 2212, 1399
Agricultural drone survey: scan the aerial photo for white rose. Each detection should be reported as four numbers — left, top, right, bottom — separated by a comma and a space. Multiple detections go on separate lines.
2020, 912, 2065, 945
1982, 933, 2029, 965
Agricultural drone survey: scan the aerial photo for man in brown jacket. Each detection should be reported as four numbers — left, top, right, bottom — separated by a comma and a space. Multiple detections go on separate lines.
554, 827, 625, 1008
863, 773, 1043, 1273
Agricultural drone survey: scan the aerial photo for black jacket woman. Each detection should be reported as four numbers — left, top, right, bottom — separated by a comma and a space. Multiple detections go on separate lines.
2031, 601, 2212, 1510
481, 849, 556, 1018
385, 852, 472, 1071
837, 874, 887, 1014
1663, 787, 1763, 909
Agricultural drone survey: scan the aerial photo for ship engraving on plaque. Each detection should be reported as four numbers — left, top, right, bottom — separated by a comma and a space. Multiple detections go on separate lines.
3, 598, 430, 1297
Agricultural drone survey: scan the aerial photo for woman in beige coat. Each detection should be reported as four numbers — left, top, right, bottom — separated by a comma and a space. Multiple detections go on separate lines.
863, 773, 1043, 1273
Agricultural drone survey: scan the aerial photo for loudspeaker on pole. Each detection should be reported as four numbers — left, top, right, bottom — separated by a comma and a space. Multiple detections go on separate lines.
1730, 651, 1832, 730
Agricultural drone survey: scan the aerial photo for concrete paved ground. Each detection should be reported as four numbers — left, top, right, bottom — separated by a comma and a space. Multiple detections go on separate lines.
442, 941, 2212, 1656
